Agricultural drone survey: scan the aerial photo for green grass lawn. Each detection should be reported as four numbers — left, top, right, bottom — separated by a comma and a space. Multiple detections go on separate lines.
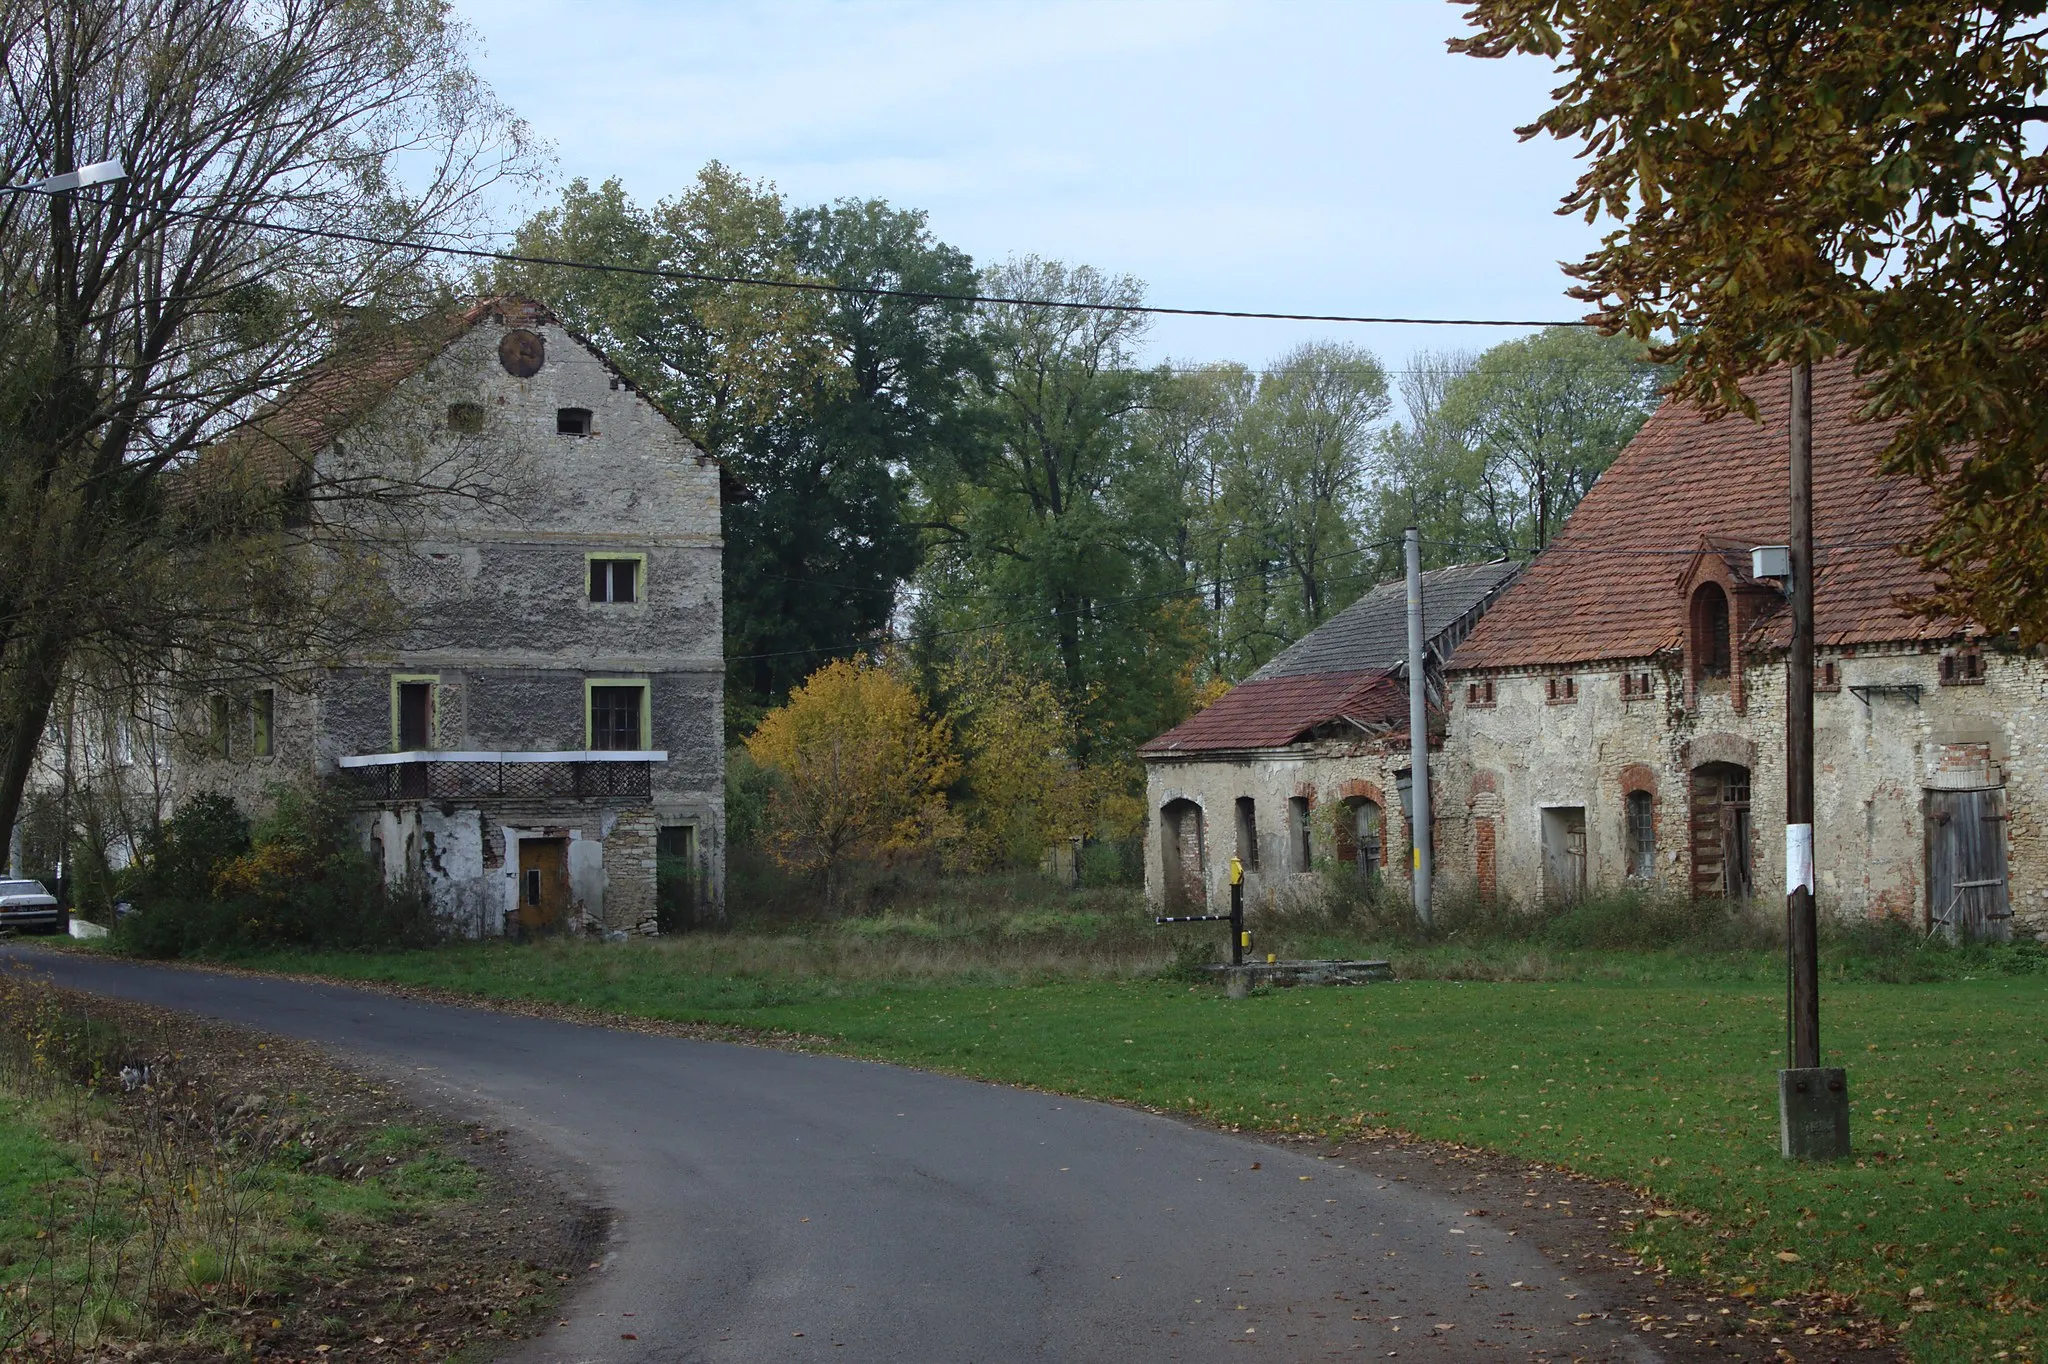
228, 937, 2048, 1364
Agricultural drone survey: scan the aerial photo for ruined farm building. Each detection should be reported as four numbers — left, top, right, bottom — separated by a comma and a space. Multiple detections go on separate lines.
174, 299, 724, 935
1139, 561, 1521, 915
1442, 355, 2037, 940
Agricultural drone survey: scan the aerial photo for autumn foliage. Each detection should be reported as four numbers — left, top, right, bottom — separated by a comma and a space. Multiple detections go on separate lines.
744, 660, 960, 901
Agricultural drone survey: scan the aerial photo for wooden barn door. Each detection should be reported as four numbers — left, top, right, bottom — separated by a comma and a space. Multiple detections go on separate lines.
1927, 787, 2011, 942
1690, 764, 1752, 900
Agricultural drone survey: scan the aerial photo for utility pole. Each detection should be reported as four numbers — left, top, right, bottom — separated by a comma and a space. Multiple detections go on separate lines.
1779, 358, 1849, 1160
1405, 528, 1432, 927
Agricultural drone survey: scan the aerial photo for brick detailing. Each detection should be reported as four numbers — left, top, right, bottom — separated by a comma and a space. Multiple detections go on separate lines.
1475, 818, 1497, 901
1619, 763, 1657, 796
1337, 778, 1386, 807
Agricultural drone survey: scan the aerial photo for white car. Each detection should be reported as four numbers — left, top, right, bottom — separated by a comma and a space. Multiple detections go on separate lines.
0, 879, 64, 933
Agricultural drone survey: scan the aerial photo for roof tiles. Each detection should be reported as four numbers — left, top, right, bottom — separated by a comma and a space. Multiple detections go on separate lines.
1450, 356, 1954, 672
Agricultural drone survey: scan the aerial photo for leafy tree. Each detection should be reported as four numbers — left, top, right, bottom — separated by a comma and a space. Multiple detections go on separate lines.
1433, 327, 1667, 554
743, 658, 960, 906
917, 257, 1199, 761
504, 171, 984, 717
0, 0, 534, 850
938, 644, 1091, 872
1455, 0, 2048, 640
1209, 343, 1389, 675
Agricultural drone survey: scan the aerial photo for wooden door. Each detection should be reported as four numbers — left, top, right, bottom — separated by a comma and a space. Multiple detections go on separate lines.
1927, 787, 2011, 942
1690, 764, 1752, 900
516, 838, 570, 935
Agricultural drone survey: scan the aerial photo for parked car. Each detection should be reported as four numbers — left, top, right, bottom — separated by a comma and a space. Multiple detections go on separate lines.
0, 879, 64, 934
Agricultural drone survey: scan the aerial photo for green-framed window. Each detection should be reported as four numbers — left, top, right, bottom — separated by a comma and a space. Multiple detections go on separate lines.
585, 677, 650, 751
586, 552, 646, 604
390, 673, 440, 751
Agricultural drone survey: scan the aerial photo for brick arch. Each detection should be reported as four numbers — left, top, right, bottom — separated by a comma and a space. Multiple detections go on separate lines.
1686, 733, 1755, 770
1469, 770, 1499, 798
1293, 780, 1318, 802
1619, 763, 1658, 797
1336, 778, 1386, 808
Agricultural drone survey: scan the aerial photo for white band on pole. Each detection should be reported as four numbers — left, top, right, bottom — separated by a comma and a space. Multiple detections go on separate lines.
1785, 823, 1815, 896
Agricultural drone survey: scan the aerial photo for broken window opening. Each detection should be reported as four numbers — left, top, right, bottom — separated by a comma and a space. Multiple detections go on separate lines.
1342, 797, 1383, 881
556, 407, 593, 436
1234, 796, 1259, 872
1625, 789, 1654, 880
396, 681, 434, 751
252, 689, 274, 757
1287, 796, 1312, 872
208, 694, 231, 759
589, 557, 640, 604
589, 684, 645, 751
1692, 583, 1732, 679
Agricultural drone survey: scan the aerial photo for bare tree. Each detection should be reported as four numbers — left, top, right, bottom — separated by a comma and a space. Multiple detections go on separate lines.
0, 0, 540, 843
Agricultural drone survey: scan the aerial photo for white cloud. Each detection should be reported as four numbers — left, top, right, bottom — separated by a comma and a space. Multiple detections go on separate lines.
457, 0, 1602, 368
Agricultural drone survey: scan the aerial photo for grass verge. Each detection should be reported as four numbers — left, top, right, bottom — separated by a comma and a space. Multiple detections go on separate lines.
226, 932, 2047, 1364
0, 966, 591, 1360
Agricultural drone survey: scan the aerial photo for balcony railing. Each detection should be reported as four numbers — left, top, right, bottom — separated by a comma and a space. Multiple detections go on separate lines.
335, 749, 665, 803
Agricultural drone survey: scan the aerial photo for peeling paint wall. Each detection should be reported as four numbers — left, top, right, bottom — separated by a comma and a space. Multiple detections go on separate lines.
1441, 646, 2047, 936
176, 307, 726, 935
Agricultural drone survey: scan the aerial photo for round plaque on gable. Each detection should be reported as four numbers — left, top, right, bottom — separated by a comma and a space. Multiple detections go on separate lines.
498, 328, 545, 377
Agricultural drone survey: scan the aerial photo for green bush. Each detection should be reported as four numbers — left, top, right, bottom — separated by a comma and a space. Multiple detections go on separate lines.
115, 787, 438, 958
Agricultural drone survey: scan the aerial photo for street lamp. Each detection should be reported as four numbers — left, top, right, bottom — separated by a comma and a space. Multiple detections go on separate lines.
2, 159, 127, 195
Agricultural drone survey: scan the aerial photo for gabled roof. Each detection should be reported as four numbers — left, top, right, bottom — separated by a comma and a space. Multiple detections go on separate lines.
1140, 560, 1520, 758
1449, 355, 1955, 672
1254, 560, 1524, 680
202, 297, 707, 495
1139, 670, 1406, 757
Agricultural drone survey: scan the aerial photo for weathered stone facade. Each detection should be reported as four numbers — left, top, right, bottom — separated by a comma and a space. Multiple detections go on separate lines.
1441, 644, 2046, 936
1144, 736, 1435, 916
1140, 562, 1518, 916
172, 300, 724, 936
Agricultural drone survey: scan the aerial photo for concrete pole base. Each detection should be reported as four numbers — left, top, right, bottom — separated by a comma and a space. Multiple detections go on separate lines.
1225, 968, 1251, 999
1778, 1067, 1851, 1160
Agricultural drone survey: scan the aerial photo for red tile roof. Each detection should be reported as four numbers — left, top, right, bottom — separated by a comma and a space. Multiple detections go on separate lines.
1139, 670, 1407, 756
1449, 355, 1956, 671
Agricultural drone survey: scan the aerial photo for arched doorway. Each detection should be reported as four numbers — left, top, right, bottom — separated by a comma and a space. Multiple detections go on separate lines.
1160, 799, 1208, 912
1334, 797, 1383, 882
1689, 762, 1752, 900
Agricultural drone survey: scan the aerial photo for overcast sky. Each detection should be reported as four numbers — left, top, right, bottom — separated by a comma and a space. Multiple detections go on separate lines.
451, 0, 1604, 374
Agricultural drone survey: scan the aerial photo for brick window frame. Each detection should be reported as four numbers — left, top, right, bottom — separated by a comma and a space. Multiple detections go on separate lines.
1465, 678, 1497, 708
1619, 762, 1659, 882
1545, 675, 1578, 705
1815, 658, 1841, 692
1939, 646, 1985, 686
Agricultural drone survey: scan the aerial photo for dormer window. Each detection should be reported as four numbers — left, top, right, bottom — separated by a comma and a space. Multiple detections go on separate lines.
1691, 582, 1731, 678
557, 407, 593, 436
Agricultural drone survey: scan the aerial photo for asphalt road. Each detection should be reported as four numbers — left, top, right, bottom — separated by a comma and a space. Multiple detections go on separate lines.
4, 946, 1658, 1363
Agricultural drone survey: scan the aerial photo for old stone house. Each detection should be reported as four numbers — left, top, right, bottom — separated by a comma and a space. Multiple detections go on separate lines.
1441, 356, 2039, 941
1139, 561, 1521, 914
172, 298, 725, 936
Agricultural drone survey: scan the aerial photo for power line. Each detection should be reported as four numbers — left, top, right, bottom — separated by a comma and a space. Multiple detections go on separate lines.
727, 530, 1917, 666
142, 201, 1593, 330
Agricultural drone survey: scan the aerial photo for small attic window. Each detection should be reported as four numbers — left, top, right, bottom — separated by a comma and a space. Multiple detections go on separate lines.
1816, 659, 1840, 692
1691, 582, 1731, 678
1940, 647, 1985, 686
447, 402, 485, 434
1467, 680, 1495, 707
557, 407, 593, 437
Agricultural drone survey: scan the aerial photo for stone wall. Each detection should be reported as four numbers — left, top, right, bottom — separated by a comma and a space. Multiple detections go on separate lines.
1143, 738, 1438, 914
170, 308, 728, 925
1441, 644, 2047, 936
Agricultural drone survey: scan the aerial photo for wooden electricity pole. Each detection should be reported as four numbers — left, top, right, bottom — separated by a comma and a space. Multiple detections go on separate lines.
1786, 361, 1819, 1069
1779, 358, 1848, 1160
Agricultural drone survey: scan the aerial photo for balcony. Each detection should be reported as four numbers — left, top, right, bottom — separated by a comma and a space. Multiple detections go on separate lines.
335, 750, 666, 803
